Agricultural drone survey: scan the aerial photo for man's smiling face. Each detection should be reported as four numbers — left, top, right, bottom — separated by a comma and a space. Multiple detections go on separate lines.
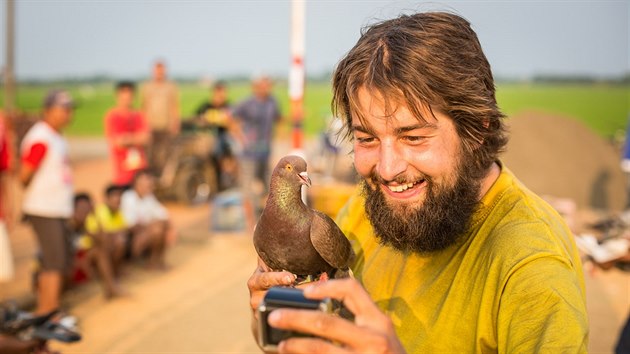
352, 87, 481, 252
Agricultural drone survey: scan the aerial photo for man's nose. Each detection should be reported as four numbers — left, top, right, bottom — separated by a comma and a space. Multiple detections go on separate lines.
376, 139, 407, 182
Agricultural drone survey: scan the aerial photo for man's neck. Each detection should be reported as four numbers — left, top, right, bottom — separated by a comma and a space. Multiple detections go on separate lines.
42, 119, 61, 133
115, 105, 132, 112
477, 161, 501, 201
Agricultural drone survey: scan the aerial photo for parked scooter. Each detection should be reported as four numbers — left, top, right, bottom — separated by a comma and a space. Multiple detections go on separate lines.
157, 117, 238, 204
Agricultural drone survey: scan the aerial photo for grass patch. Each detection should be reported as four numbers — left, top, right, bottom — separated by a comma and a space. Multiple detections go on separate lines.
2, 82, 628, 139
497, 83, 629, 138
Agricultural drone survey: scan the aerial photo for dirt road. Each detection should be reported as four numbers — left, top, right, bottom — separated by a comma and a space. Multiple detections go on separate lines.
53, 232, 260, 353
34, 145, 262, 352
4, 136, 630, 353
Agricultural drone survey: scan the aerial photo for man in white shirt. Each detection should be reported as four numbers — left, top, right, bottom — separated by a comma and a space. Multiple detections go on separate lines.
120, 169, 170, 269
19, 90, 74, 315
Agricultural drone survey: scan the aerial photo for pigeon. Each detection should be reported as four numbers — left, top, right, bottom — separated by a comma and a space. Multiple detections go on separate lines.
253, 155, 354, 282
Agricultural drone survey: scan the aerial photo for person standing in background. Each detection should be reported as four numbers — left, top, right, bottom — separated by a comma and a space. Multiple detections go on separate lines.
104, 81, 150, 187
195, 81, 239, 189
0, 109, 14, 283
19, 90, 75, 315
140, 60, 180, 171
621, 115, 630, 213
231, 75, 282, 228
616, 115, 630, 354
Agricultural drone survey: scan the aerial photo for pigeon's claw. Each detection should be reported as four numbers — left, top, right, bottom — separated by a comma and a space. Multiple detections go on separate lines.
295, 274, 314, 285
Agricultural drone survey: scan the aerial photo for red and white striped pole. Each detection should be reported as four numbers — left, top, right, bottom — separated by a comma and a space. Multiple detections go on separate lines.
289, 0, 305, 152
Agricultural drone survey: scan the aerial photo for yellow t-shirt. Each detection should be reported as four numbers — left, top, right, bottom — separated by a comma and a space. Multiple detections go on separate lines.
85, 204, 128, 234
204, 108, 230, 127
336, 166, 588, 353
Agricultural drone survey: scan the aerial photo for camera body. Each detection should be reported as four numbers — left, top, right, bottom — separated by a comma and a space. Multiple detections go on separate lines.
257, 286, 332, 351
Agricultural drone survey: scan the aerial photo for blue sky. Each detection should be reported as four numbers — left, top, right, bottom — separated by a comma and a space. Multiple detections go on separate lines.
1, 0, 628, 80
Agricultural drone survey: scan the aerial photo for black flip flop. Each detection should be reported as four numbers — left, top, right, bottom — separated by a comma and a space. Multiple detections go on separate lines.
33, 322, 81, 343
1, 307, 58, 335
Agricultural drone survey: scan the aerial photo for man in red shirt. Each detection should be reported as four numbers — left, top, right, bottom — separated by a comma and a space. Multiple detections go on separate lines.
104, 81, 150, 187
0, 109, 11, 222
0, 109, 14, 283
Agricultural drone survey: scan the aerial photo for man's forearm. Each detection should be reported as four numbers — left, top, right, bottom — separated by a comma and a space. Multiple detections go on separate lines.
18, 164, 35, 186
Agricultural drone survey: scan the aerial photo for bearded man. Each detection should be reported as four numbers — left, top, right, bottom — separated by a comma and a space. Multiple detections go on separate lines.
248, 11, 588, 353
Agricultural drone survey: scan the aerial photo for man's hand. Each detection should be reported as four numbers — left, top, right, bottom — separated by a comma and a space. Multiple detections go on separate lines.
247, 258, 298, 353
247, 257, 297, 318
18, 163, 36, 187
267, 278, 406, 354
169, 118, 181, 136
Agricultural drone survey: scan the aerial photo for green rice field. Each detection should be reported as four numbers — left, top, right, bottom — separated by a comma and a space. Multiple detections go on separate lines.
2, 81, 628, 139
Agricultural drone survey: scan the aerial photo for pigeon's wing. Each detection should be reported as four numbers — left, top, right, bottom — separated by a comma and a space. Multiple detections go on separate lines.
310, 210, 354, 269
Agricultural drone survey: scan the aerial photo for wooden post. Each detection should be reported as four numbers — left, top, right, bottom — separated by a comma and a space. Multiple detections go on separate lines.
4, 0, 16, 115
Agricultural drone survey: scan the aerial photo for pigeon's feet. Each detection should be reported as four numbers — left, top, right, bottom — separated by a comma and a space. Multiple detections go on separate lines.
293, 272, 330, 285
295, 274, 313, 285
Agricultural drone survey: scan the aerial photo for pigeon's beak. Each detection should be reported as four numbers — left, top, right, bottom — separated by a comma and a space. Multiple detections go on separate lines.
298, 172, 312, 187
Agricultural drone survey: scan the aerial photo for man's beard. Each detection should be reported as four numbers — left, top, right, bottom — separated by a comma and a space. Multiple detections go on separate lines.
362, 154, 483, 253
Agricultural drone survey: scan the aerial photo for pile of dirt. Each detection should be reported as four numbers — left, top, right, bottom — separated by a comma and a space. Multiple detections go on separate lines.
502, 111, 626, 211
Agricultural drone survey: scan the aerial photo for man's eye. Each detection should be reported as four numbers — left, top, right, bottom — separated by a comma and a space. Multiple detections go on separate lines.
402, 136, 424, 144
356, 136, 376, 144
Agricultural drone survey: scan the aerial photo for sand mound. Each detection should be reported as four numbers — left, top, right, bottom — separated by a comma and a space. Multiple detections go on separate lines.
502, 111, 626, 211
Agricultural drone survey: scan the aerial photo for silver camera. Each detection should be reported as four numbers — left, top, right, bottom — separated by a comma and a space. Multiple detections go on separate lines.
257, 286, 332, 352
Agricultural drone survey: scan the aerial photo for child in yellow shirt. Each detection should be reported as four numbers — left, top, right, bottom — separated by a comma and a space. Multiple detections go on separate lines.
85, 185, 129, 299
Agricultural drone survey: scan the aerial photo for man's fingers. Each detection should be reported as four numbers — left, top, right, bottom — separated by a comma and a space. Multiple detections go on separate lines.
248, 270, 296, 292
268, 309, 366, 348
250, 292, 266, 315
247, 267, 297, 311
303, 278, 383, 321
278, 337, 349, 354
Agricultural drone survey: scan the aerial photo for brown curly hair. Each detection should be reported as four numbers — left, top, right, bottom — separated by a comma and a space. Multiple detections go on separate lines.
332, 11, 508, 178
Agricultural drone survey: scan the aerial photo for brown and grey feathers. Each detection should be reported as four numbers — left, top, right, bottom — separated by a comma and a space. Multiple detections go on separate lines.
253, 155, 354, 278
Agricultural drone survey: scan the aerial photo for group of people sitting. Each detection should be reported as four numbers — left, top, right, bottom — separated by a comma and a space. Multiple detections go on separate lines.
67, 169, 172, 299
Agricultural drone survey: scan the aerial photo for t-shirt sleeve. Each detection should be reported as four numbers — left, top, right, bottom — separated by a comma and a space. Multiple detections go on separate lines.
273, 99, 281, 122
21, 142, 47, 169
85, 214, 100, 234
147, 195, 169, 221
0, 137, 9, 172
231, 102, 245, 121
104, 111, 118, 141
195, 102, 209, 116
139, 84, 147, 106
138, 112, 150, 133
624, 123, 630, 160
497, 257, 588, 353
120, 192, 139, 226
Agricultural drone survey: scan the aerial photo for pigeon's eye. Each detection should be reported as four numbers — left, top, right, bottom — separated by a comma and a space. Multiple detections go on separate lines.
285, 164, 293, 171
